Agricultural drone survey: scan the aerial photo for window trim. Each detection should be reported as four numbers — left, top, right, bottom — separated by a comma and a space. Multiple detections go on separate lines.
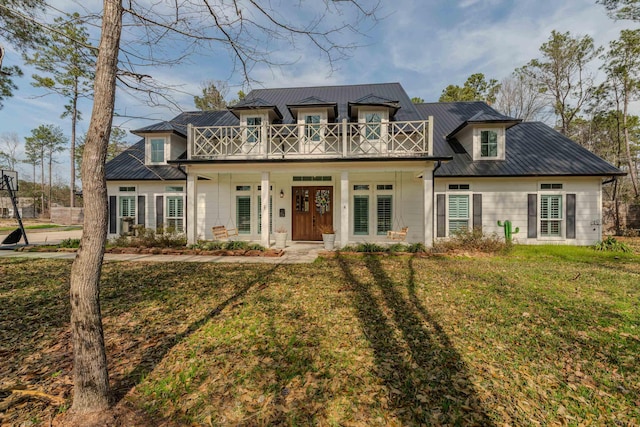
480, 130, 498, 158
447, 194, 470, 235
473, 127, 504, 161
165, 195, 184, 232
149, 137, 166, 164
118, 195, 136, 235
358, 109, 389, 144
539, 193, 564, 238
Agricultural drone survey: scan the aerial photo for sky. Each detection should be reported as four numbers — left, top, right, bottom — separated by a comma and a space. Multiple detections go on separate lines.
0, 0, 636, 185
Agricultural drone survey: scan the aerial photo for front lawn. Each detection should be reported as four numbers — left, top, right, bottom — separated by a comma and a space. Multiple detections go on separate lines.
0, 245, 638, 425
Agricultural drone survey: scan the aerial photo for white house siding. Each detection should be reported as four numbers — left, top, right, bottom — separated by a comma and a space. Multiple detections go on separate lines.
187, 161, 435, 246
106, 180, 187, 237
434, 177, 603, 246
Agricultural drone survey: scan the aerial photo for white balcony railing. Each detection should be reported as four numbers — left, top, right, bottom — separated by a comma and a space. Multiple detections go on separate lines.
188, 117, 433, 160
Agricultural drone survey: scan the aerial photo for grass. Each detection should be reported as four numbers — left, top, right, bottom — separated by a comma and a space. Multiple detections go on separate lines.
0, 244, 639, 425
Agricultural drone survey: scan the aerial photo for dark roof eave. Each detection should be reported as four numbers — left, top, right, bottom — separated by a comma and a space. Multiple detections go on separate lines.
229, 105, 284, 120
434, 171, 627, 178
169, 156, 453, 165
131, 129, 186, 138
446, 119, 522, 140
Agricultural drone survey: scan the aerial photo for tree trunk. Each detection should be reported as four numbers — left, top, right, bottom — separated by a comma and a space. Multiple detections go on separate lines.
623, 97, 639, 198
68, 0, 122, 415
70, 88, 77, 208
40, 148, 45, 216
48, 152, 52, 216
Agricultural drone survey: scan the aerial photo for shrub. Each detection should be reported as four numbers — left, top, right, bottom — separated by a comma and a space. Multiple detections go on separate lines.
387, 243, 408, 253
225, 240, 250, 250
109, 227, 187, 249
58, 238, 81, 249
406, 242, 428, 253
593, 236, 631, 253
352, 242, 386, 253
434, 228, 507, 253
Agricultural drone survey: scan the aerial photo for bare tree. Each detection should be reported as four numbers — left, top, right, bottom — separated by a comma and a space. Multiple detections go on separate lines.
64, 0, 379, 421
494, 68, 549, 121
0, 131, 20, 170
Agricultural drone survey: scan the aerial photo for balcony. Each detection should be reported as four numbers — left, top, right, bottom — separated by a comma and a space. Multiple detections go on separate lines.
188, 118, 433, 160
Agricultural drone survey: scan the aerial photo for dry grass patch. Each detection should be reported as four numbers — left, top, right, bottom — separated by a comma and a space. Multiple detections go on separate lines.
0, 245, 639, 425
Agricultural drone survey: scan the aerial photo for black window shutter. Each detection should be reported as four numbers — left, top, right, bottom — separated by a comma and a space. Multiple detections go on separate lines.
137, 195, 145, 228
473, 194, 482, 231
527, 194, 537, 238
109, 196, 117, 234
156, 195, 164, 231
436, 194, 445, 237
566, 194, 576, 239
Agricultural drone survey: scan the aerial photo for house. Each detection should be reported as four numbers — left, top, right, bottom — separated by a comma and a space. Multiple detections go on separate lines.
105, 82, 624, 247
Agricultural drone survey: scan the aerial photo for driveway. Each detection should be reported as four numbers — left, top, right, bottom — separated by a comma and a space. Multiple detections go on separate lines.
0, 227, 83, 246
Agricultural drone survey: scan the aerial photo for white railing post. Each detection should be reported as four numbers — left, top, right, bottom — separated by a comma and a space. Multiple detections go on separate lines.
187, 123, 193, 159
428, 116, 434, 155
342, 119, 348, 157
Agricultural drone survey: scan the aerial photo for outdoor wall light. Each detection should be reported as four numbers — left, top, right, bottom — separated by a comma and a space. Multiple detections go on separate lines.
279, 189, 285, 198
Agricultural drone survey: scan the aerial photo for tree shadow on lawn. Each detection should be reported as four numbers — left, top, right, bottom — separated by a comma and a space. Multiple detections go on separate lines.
336, 254, 493, 425
110, 264, 280, 403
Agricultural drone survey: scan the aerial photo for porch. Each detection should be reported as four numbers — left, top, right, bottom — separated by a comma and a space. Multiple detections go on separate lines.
187, 119, 433, 160
185, 163, 436, 248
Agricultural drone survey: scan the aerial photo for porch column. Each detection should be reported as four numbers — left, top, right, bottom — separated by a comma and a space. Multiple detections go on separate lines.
186, 170, 197, 245
340, 171, 349, 247
423, 167, 434, 247
261, 171, 270, 247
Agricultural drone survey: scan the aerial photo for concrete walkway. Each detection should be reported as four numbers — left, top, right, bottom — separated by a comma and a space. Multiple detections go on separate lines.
0, 241, 325, 264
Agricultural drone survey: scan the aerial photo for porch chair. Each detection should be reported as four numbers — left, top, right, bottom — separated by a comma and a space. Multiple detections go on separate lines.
387, 226, 408, 241
212, 225, 239, 240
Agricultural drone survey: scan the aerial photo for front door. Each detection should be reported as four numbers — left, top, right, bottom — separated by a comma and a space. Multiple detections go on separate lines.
292, 186, 333, 240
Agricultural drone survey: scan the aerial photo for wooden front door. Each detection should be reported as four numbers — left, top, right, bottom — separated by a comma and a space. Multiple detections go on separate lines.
292, 186, 333, 240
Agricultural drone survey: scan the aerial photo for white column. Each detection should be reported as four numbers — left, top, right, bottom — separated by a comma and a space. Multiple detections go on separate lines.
340, 170, 349, 247
423, 167, 434, 247
261, 171, 270, 247
186, 170, 197, 244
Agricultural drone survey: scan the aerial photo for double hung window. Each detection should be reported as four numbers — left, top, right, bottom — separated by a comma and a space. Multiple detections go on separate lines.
480, 130, 498, 157
246, 117, 262, 144
540, 195, 562, 236
166, 196, 184, 232
150, 138, 164, 163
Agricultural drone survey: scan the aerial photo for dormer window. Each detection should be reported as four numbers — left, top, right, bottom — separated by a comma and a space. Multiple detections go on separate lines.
246, 116, 262, 143
149, 137, 165, 163
304, 114, 321, 141
480, 130, 498, 157
365, 113, 382, 140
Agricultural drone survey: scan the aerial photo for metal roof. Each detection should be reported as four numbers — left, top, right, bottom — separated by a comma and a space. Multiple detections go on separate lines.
107, 86, 623, 180
105, 140, 187, 181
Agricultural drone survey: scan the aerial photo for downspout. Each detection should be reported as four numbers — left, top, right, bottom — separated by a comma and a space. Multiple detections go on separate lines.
432, 160, 442, 245
177, 162, 188, 233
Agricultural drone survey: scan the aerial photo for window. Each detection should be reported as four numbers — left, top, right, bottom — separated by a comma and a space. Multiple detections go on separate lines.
541, 183, 563, 190
166, 196, 184, 232
353, 184, 370, 191
448, 184, 470, 190
365, 113, 382, 140
150, 138, 164, 163
305, 114, 321, 141
119, 186, 135, 192
119, 196, 135, 218
236, 196, 251, 234
119, 196, 135, 235
480, 130, 498, 157
236, 185, 251, 191
354, 195, 369, 235
376, 184, 393, 191
246, 117, 262, 143
377, 195, 392, 235
165, 186, 183, 192
293, 176, 332, 182
257, 195, 273, 234
448, 194, 469, 234
540, 195, 562, 236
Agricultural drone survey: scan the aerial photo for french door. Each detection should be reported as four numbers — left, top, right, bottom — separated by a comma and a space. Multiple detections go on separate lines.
291, 186, 333, 240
